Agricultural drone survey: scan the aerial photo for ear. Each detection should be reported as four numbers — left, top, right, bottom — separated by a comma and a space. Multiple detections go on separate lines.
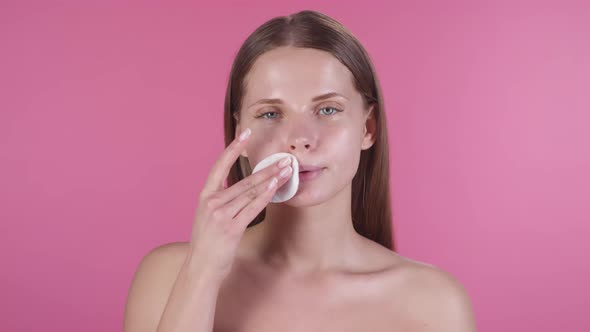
234, 122, 249, 158
361, 104, 377, 150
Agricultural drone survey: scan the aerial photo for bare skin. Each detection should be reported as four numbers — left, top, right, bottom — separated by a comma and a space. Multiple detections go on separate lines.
124, 46, 476, 331
146, 239, 476, 332
220, 226, 469, 331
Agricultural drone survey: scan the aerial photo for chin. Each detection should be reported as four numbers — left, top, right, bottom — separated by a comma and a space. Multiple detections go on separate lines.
279, 181, 346, 208
279, 191, 329, 207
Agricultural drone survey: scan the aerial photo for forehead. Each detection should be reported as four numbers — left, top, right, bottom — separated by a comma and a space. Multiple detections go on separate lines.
242, 47, 356, 105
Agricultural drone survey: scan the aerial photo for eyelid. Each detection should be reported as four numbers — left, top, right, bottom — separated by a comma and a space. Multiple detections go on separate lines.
322, 99, 348, 111
320, 102, 343, 110
318, 102, 345, 113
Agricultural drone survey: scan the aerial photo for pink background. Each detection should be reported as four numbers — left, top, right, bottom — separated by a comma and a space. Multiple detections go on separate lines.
1, 1, 589, 331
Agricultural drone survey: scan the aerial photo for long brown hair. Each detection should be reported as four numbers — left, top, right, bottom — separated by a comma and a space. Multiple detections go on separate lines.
223, 10, 395, 251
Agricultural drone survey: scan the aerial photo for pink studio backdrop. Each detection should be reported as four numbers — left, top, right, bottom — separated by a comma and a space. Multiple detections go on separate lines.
1, 1, 589, 331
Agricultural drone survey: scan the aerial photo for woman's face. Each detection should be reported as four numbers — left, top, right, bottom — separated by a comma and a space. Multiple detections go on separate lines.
236, 46, 375, 206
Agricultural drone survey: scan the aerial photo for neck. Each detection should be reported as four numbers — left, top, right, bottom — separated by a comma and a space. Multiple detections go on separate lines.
249, 183, 363, 276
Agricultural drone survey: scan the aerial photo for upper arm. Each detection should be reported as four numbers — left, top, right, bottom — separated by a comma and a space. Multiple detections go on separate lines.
123, 242, 189, 332
432, 271, 477, 332
406, 265, 477, 332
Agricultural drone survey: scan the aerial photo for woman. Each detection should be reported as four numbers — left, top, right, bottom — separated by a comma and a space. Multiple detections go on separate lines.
124, 10, 477, 332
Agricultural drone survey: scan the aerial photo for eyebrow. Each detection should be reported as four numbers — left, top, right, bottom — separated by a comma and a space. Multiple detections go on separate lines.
247, 92, 348, 109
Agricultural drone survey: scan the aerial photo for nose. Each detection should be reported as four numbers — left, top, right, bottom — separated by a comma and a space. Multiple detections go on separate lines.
289, 137, 312, 152
286, 118, 317, 153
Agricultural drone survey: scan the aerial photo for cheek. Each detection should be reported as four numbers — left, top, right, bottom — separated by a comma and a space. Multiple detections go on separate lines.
243, 127, 282, 167
325, 125, 363, 150
324, 126, 363, 169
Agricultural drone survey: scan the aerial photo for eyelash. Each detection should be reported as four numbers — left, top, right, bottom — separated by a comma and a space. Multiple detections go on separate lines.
254, 106, 343, 120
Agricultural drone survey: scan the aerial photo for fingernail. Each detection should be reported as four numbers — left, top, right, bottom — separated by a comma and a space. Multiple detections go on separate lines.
280, 166, 292, 178
239, 128, 251, 141
268, 177, 278, 189
278, 156, 292, 167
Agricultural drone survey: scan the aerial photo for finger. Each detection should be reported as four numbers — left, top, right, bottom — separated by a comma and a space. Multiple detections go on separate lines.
218, 157, 291, 205
202, 128, 251, 194
232, 176, 281, 231
225, 166, 292, 219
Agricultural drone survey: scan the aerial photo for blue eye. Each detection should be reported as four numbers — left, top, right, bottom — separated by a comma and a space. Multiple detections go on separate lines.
319, 107, 343, 115
254, 106, 343, 120
255, 111, 279, 120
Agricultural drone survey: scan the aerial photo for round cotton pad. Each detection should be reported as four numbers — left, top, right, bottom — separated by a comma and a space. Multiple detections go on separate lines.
252, 152, 299, 203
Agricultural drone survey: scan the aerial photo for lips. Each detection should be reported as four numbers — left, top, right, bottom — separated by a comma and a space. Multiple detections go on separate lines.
298, 165, 323, 172
298, 166, 325, 182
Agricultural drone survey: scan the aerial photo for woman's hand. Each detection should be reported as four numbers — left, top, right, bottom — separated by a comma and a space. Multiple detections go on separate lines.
187, 128, 293, 282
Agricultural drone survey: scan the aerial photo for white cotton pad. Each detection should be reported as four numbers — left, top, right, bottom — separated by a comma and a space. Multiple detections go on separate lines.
252, 152, 299, 203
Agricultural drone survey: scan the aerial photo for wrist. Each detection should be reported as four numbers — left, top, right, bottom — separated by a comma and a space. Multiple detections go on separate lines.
183, 251, 226, 287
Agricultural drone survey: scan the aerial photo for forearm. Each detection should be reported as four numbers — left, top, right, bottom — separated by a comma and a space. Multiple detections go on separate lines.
156, 256, 223, 332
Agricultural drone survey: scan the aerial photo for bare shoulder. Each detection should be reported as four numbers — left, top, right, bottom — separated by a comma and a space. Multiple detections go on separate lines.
390, 255, 478, 332
129, 241, 191, 285
123, 241, 191, 332
348, 239, 476, 331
